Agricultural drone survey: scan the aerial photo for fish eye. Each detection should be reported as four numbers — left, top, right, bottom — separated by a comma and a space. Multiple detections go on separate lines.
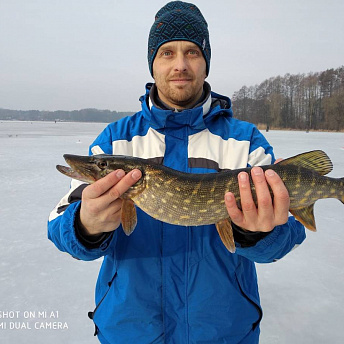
98, 160, 108, 169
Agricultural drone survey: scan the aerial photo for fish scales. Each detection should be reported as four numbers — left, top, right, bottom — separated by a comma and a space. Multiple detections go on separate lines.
271, 164, 343, 208
134, 168, 231, 226
56, 150, 344, 253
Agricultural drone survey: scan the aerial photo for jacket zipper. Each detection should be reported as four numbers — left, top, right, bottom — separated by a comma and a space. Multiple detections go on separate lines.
235, 273, 263, 330
88, 272, 117, 336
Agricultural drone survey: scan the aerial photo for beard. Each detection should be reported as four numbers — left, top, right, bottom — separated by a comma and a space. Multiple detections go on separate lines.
166, 83, 196, 105
154, 72, 204, 109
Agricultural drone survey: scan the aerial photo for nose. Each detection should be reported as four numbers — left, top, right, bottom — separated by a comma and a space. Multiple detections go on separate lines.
174, 53, 188, 72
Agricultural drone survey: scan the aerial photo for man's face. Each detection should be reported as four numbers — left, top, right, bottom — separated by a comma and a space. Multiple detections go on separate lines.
152, 41, 207, 110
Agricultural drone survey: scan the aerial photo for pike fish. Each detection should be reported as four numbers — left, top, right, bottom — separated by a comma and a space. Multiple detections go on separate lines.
56, 150, 344, 253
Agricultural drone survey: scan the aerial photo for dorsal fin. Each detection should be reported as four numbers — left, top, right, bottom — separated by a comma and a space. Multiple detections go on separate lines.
278, 150, 333, 176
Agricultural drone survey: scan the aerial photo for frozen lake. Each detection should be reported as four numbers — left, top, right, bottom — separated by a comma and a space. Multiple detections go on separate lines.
0, 121, 343, 343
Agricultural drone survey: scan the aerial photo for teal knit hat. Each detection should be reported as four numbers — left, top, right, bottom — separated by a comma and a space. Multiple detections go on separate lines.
148, 1, 211, 77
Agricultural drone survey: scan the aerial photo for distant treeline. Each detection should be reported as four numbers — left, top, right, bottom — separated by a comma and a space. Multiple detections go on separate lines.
232, 66, 344, 131
2, 66, 343, 131
0, 108, 134, 123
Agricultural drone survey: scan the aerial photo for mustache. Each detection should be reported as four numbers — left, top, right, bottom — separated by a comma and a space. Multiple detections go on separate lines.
168, 73, 193, 80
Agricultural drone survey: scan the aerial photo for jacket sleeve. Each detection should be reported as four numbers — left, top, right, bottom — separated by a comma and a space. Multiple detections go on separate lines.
235, 216, 306, 263
234, 125, 306, 263
47, 124, 116, 261
47, 179, 116, 261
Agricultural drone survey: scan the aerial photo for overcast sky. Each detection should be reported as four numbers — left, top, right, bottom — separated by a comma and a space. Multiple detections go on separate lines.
1, 0, 343, 112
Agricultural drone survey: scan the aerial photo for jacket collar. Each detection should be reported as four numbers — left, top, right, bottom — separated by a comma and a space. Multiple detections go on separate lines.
139, 82, 232, 132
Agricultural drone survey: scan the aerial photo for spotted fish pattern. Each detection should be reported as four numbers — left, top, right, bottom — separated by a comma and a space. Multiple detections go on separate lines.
57, 150, 344, 253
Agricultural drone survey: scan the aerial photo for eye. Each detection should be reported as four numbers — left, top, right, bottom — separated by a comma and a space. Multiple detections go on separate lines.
188, 49, 200, 56
97, 160, 108, 169
161, 50, 173, 57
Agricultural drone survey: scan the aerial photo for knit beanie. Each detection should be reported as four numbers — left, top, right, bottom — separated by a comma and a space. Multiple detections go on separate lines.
148, 1, 211, 77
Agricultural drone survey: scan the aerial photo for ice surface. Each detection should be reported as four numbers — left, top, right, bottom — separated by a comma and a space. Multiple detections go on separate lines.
0, 121, 343, 343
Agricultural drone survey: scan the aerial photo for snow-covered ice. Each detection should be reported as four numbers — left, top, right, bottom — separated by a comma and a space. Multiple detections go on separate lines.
0, 121, 343, 343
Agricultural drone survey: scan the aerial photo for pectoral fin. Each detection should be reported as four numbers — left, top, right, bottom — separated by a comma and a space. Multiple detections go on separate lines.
290, 204, 316, 231
216, 218, 236, 253
121, 200, 137, 235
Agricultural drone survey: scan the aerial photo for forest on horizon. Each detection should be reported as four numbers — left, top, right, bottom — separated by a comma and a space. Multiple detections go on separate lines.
1, 66, 343, 131
231, 66, 344, 131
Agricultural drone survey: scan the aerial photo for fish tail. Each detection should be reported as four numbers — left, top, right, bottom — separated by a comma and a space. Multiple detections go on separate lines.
340, 177, 344, 204
290, 177, 344, 231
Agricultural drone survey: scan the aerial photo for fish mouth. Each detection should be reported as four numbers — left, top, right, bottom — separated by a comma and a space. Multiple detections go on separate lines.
56, 154, 98, 183
56, 164, 94, 183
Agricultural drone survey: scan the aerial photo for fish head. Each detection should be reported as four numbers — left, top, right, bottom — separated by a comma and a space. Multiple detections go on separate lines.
56, 154, 138, 184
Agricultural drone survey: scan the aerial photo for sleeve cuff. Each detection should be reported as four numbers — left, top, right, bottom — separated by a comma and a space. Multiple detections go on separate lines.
74, 207, 112, 249
232, 222, 271, 248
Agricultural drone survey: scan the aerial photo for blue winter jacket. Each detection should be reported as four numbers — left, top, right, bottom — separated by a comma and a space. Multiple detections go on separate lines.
48, 84, 306, 344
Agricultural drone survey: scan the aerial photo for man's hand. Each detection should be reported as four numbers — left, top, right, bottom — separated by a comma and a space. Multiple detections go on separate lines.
79, 169, 142, 236
224, 165, 290, 233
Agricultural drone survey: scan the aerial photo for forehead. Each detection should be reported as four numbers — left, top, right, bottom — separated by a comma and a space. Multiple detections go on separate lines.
157, 41, 200, 51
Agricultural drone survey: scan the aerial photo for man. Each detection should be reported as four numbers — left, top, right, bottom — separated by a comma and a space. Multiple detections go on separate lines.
48, 2, 305, 343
